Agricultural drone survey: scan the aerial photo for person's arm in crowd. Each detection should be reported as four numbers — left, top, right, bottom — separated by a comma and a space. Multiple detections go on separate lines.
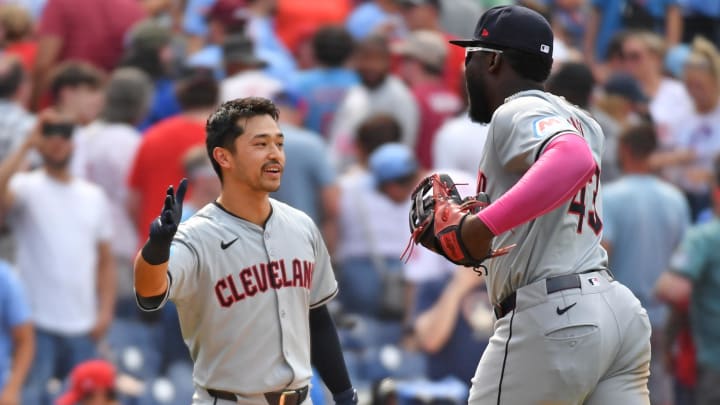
665, 4, 683, 46
0, 322, 34, 405
583, 6, 601, 69
0, 119, 41, 217
414, 268, 482, 353
92, 241, 116, 341
655, 271, 692, 307
30, 35, 62, 110
320, 184, 340, 257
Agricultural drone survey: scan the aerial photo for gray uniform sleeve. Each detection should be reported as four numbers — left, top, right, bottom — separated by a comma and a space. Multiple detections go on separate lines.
309, 223, 338, 308
167, 232, 200, 303
493, 101, 579, 173
135, 231, 199, 312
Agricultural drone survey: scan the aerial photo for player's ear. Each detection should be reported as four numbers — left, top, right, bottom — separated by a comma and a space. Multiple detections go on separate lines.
487, 52, 502, 74
213, 146, 232, 170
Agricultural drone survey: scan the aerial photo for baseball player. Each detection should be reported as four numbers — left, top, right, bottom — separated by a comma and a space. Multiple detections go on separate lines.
133, 97, 357, 405
407, 6, 652, 404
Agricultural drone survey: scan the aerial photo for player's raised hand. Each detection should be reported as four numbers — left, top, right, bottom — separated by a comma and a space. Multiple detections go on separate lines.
149, 178, 188, 244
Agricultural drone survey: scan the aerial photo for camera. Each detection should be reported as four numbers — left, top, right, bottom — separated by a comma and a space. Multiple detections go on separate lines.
42, 122, 75, 139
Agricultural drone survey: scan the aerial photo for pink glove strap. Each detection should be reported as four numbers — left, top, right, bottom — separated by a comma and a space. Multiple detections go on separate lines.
477, 134, 596, 235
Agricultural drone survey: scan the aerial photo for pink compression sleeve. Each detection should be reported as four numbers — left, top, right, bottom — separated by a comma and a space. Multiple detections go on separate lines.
477, 134, 597, 235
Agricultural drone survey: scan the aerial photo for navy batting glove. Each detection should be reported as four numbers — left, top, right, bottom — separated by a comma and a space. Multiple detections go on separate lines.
143, 179, 188, 264
333, 388, 358, 405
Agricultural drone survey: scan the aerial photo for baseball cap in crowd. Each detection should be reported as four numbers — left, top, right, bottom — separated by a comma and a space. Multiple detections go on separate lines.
449, 5, 553, 61
369, 143, 419, 184
665, 44, 691, 79
392, 30, 448, 72
206, 0, 249, 31
127, 20, 172, 50
604, 73, 648, 103
222, 34, 267, 67
56, 360, 116, 405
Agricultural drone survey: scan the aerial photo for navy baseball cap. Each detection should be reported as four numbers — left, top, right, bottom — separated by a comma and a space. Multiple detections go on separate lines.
604, 73, 648, 103
449, 5, 553, 60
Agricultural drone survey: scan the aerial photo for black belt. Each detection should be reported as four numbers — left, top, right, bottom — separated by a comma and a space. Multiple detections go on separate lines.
494, 270, 613, 319
207, 386, 309, 405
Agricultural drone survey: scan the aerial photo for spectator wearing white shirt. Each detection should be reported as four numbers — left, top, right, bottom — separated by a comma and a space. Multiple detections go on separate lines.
72, 67, 153, 316
0, 109, 115, 404
622, 31, 694, 147
329, 35, 419, 170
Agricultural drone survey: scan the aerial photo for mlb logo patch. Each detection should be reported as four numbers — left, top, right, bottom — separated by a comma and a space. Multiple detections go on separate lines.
588, 277, 600, 286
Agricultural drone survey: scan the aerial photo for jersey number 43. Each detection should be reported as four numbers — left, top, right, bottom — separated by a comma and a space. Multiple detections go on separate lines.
568, 167, 602, 235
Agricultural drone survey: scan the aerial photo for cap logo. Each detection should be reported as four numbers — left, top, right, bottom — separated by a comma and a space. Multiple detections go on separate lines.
540, 44, 550, 54
481, 28, 489, 37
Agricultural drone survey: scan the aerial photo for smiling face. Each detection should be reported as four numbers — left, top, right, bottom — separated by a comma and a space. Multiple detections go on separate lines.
216, 114, 285, 193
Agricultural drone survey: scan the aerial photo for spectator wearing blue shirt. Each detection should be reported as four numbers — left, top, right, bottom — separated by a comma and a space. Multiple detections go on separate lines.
292, 26, 358, 136
0, 260, 33, 405
346, 0, 404, 40
656, 154, 720, 405
602, 123, 691, 405
245, 0, 298, 84
269, 91, 339, 252
121, 20, 181, 131
585, 0, 682, 64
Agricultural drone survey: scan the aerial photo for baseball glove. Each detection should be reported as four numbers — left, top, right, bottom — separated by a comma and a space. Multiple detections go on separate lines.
402, 173, 512, 267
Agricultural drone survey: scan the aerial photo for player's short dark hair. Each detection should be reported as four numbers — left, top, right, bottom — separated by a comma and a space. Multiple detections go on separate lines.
355, 114, 402, 156
546, 62, 595, 109
206, 97, 280, 181
619, 123, 657, 159
502, 48, 552, 83
0, 57, 24, 99
175, 67, 219, 111
313, 25, 354, 67
49, 61, 104, 100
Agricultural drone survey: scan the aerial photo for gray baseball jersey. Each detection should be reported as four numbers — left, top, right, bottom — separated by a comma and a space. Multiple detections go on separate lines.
138, 199, 337, 395
476, 90, 609, 305
468, 90, 651, 405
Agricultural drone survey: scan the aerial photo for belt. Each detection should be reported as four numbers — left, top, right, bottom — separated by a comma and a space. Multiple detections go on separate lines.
207, 386, 309, 405
494, 270, 613, 319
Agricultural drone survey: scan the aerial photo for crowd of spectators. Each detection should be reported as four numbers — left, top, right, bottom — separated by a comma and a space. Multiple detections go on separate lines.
0, 0, 719, 404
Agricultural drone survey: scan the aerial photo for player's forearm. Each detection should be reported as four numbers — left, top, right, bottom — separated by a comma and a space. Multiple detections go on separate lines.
309, 305, 353, 395
5, 323, 34, 394
134, 251, 170, 297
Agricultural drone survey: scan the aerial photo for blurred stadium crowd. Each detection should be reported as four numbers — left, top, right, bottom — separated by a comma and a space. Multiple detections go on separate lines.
0, 0, 719, 404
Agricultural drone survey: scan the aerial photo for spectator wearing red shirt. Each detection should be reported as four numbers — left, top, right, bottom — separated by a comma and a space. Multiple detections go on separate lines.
0, 5, 37, 74
275, 0, 353, 53
128, 68, 219, 244
31, 0, 145, 109
393, 30, 462, 169
395, 0, 465, 97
